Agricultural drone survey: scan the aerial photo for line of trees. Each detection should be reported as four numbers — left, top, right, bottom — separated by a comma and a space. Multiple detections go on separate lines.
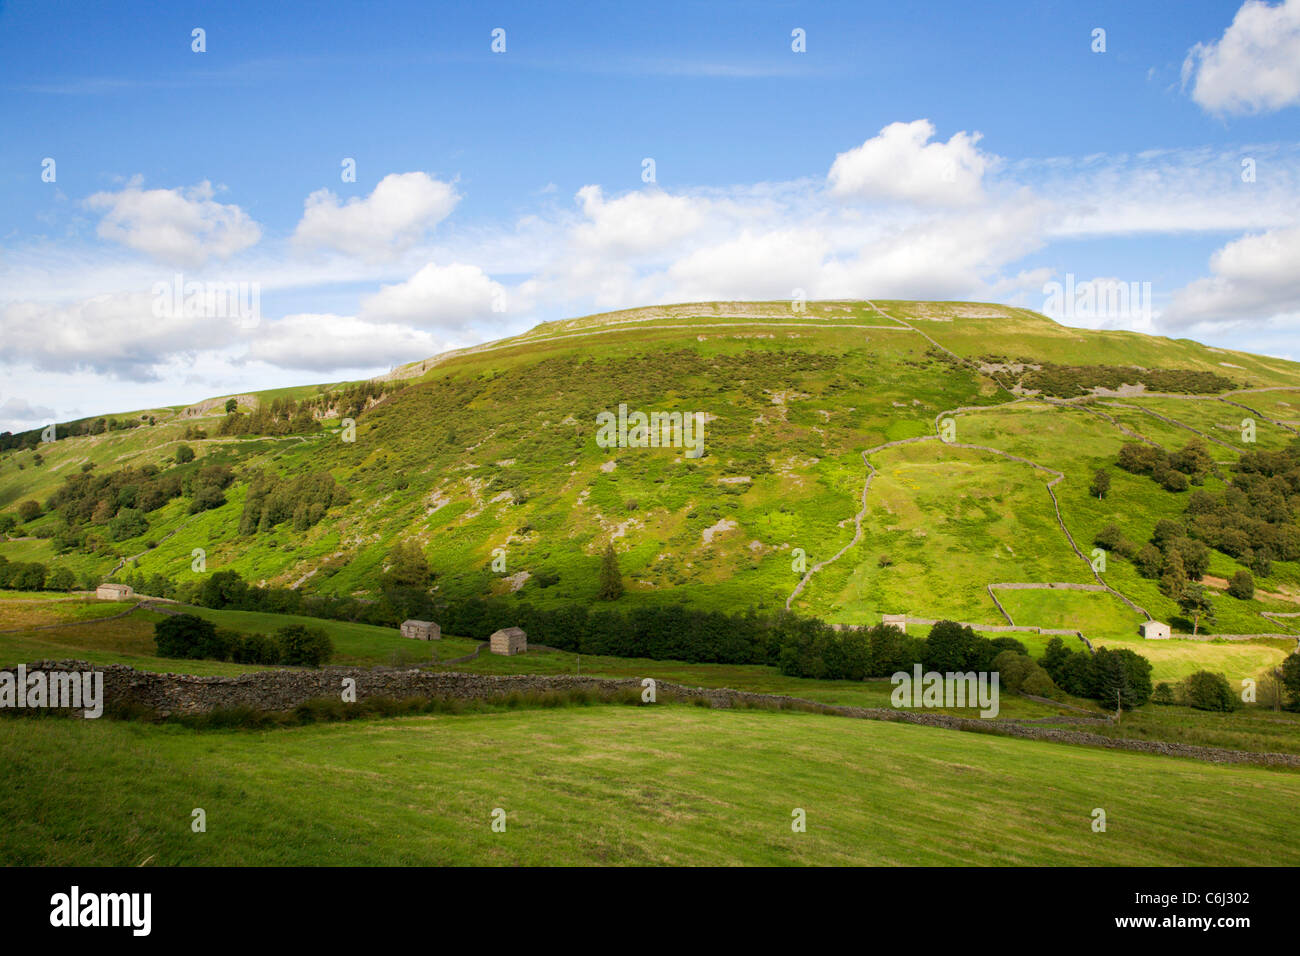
154, 614, 333, 667
1041, 636, 1153, 711
0, 556, 77, 591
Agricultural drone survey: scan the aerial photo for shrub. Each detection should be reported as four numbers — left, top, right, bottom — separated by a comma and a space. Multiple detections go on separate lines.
992, 650, 1032, 692
233, 632, 282, 665
1159, 468, 1189, 492
1089, 468, 1110, 499
989, 636, 1029, 657
154, 614, 218, 659
1134, 543, 1164, 578
175, 444, 195, 464
46, 566, 77, 591
1227, 570, 1255, 600
1182, 671, 1238, 712
277, 624, 334, 667
1094, 523, 1123, 551
189, 484, 227, 513
17, 500, 41, 522
1151, 682, 1176, 705
1020, 667, 1058, 698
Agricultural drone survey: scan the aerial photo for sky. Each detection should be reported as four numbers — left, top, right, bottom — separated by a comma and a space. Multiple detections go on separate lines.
1, 0, 1299, 432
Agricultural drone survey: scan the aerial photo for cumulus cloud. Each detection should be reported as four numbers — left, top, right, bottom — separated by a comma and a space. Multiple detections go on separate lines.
292, 172, 460, 260
664, 229, 830, 301
828, 119, 993, 206
1, 291, 245, 378
85, 179, 261, 267
571, 185, 709, 255
821, 200, 1052, 301
242, 313, 444, 372
1165, 225, 1300, 327
1182, 0, 1300, 115
360, 262, 505, 328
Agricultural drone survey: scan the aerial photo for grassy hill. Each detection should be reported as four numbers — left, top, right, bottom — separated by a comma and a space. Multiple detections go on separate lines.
4, 702, 1299, 866
4, 299, 1300, 650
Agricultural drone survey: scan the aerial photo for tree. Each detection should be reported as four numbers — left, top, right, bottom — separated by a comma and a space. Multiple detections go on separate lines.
1281, 654, 1300, 709
199, 570, 249, 610
1092, 647, 1154, 716
598, 542, 624, 600
1182, 670, 1238, 712
1159, 549, 1188, 598
11, 562, 47, 590
1134, 543, 1164, 578
1089, 468, 1111, 499
1040, 636, 1074, 680
923, 620, 984, 672
189, 484, 226, 513
1177, 583, 1215, 637
277, 624, 333, 667
17, 499, 41, 523
382, 540, 431, 591
47, 566, 76, 591
154, 614, 217, 659
1259, 665, 1286, 712
1151, 519, 1183, 550
1094, 523, 1123, 551
0, 515, 16, 535
1227, 570, 1255, 600
224, 398, 238, 414
175, 444, 195, 464
1159, 468, 1189, 492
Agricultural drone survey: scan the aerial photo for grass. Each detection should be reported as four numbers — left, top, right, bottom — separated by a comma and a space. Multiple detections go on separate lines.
1090, 635, 1290, 685
2, 702, 1297, 866
3, 299, 1298, 669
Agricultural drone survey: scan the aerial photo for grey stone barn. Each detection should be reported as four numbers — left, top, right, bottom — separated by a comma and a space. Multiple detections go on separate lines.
96, 583, 135, 601
489, 627, 527, 656
1139, 620, 1171, 640
400, 619, 440, 641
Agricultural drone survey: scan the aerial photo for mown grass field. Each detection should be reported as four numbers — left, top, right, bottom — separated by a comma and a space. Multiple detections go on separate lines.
2, 703, 1297, 866
1090, 635, 1290, 685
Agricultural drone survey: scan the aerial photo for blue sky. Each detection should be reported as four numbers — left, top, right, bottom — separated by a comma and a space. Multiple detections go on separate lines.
2, 0, 1299, 430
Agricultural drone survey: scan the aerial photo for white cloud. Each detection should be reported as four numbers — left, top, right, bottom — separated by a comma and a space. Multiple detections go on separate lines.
1165, 225, 1300, 327
292, 172, 460, 260
828, 119, 993, 206
1182, 0, 1300, 115
0, 291, 244, 378
664, 229, 830, 301
572, 185, 709, 255
820, 201, 1052, 301
85, 179, 261, 267
360, 262, 505, 328
242, 313, 444, 372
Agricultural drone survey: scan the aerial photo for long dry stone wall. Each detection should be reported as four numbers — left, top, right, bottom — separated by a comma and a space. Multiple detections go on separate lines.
17, 659, 1300, 768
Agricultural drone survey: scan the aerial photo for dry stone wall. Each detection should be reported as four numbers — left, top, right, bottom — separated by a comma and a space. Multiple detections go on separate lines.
17, 659, 1300, 768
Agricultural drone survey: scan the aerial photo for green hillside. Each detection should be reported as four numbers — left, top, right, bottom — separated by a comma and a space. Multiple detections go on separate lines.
4, 299, 1300, 647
